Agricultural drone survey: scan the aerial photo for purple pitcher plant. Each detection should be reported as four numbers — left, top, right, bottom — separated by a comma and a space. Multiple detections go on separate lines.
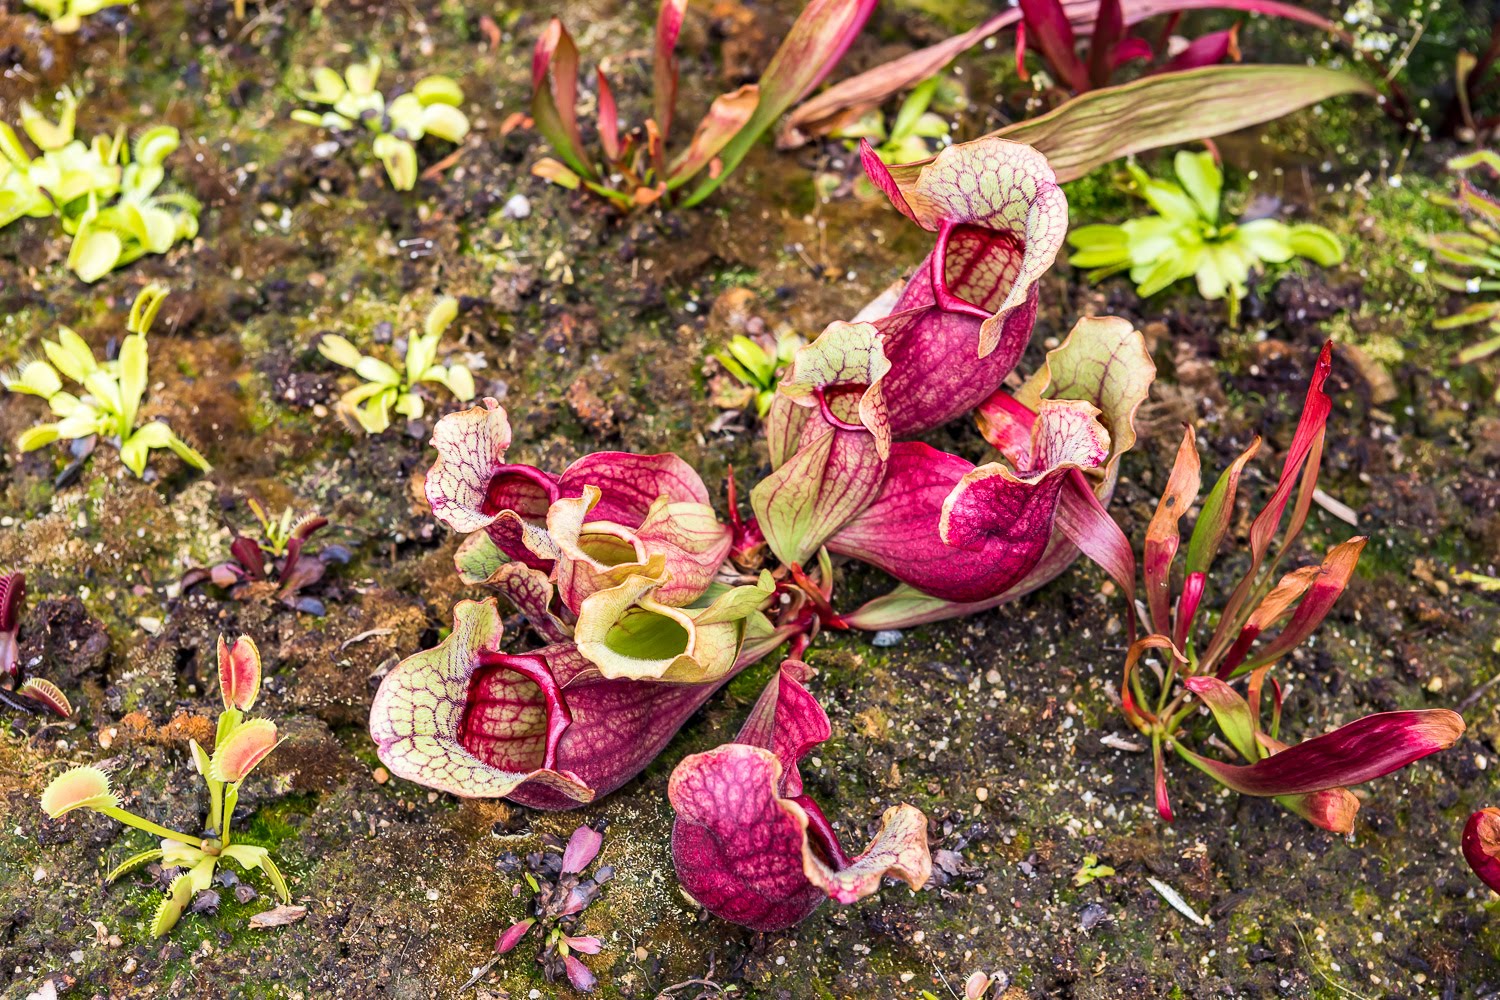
670, 660, 931, 930
1116, 343, 1464, 832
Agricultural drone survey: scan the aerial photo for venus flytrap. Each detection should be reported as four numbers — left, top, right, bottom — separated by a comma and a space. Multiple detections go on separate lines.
712, 332, 802, 419
318, 297, 476, 434
1427, 150, 1500, 397
39, 635, 291, 937
0, 92, 198, 281
291, 57, 470, 191
0, 571, 72, 718
1067, 151, 1343, 324
3, 285, 211, 478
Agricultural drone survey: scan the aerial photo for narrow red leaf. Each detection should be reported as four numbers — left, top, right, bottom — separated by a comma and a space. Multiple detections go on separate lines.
1176, 710, 1465, 797
1144, 426, 1201, 635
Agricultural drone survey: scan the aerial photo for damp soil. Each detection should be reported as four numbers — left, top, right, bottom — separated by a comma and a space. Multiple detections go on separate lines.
1, 0, 1499, 997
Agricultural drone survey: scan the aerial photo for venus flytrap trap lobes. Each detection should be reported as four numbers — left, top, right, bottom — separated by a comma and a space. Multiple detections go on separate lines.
1115, 343, 1465, 832
531, 0, 875, 210
291, 57, 470, 191
318, 296, 476, 434
1066, 150, 1343, 325
3, 285, 211, 479
0, 572, 72, 718
0, 91, 199, 282
38, 636, 292, 938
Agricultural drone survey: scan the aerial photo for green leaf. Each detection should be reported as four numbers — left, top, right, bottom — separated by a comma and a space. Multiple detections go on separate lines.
318, 334, 365, 370
1286, 224, 1344, 266
985, 65, 1376, 184
1173, 150, 1222, 223
67, 225, 123, 283
151, 873, 194, 937
17, 423, 61, 451
117, 333, 148, 433
106, 848, 165, 884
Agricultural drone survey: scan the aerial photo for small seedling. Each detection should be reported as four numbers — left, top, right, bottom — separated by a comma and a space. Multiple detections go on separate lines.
1067, 151, 1343, 324
318, 296, 476, 433
182, 499, 350, 614
39, 635, 291, 937
712, 332, 802, 418
0, 90, 199, 281
291, 57, 470, 190
3, 284, 211, 478
829, 75, 956, 166
493, 825, 610, 993
0, 572, 71, 718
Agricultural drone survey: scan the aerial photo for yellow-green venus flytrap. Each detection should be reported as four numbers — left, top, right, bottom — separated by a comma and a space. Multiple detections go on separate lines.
39, 635, 290, 938
318, 296, 477, 433
291, 57, 470, 191
0, 91, 199, 282
2, 284, 211, 477
22, 0, 128, 34
1067, 151, 1344, 325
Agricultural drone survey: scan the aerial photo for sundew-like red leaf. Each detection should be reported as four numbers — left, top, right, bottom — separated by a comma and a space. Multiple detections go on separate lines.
667, 85, 760, 186
1019, 0, 1091, 92
1183, 676, 1257, 762
681, 0, 876, 206
1208, 343, 1335, 655
1224, 537, 1367, 677
1176, 710, 1465, 797
861, 137, 1068, 360
780, 0, 1345, 147
1183, 436, 1261, 577
1161, 24, 1241, 72
1086, 0, 1126, 87
1143, 427, 1201, 635
1464, 808, 1500, 894
654, 0, 689, 143
597, 69, 621, 162
532, 19, 594, 180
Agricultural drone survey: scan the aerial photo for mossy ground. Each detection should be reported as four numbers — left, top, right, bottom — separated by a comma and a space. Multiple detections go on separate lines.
1, 0, 1498, 997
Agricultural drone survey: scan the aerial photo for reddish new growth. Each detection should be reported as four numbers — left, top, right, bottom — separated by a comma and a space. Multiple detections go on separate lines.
182, 499, 349, 615
1114, 343, 1464, 832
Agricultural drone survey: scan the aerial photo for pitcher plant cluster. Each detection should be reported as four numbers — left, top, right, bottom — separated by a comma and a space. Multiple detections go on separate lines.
40, 636, 290, 937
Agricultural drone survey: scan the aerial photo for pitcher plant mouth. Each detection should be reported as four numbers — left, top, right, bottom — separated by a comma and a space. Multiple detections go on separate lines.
931, 219, 1023, 319
814, 384, 872, 432
480, 463, 561, 518
460, 650, 573, 774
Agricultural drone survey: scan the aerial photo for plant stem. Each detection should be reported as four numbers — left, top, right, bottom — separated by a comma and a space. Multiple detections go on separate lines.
96, 806, 202, 847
